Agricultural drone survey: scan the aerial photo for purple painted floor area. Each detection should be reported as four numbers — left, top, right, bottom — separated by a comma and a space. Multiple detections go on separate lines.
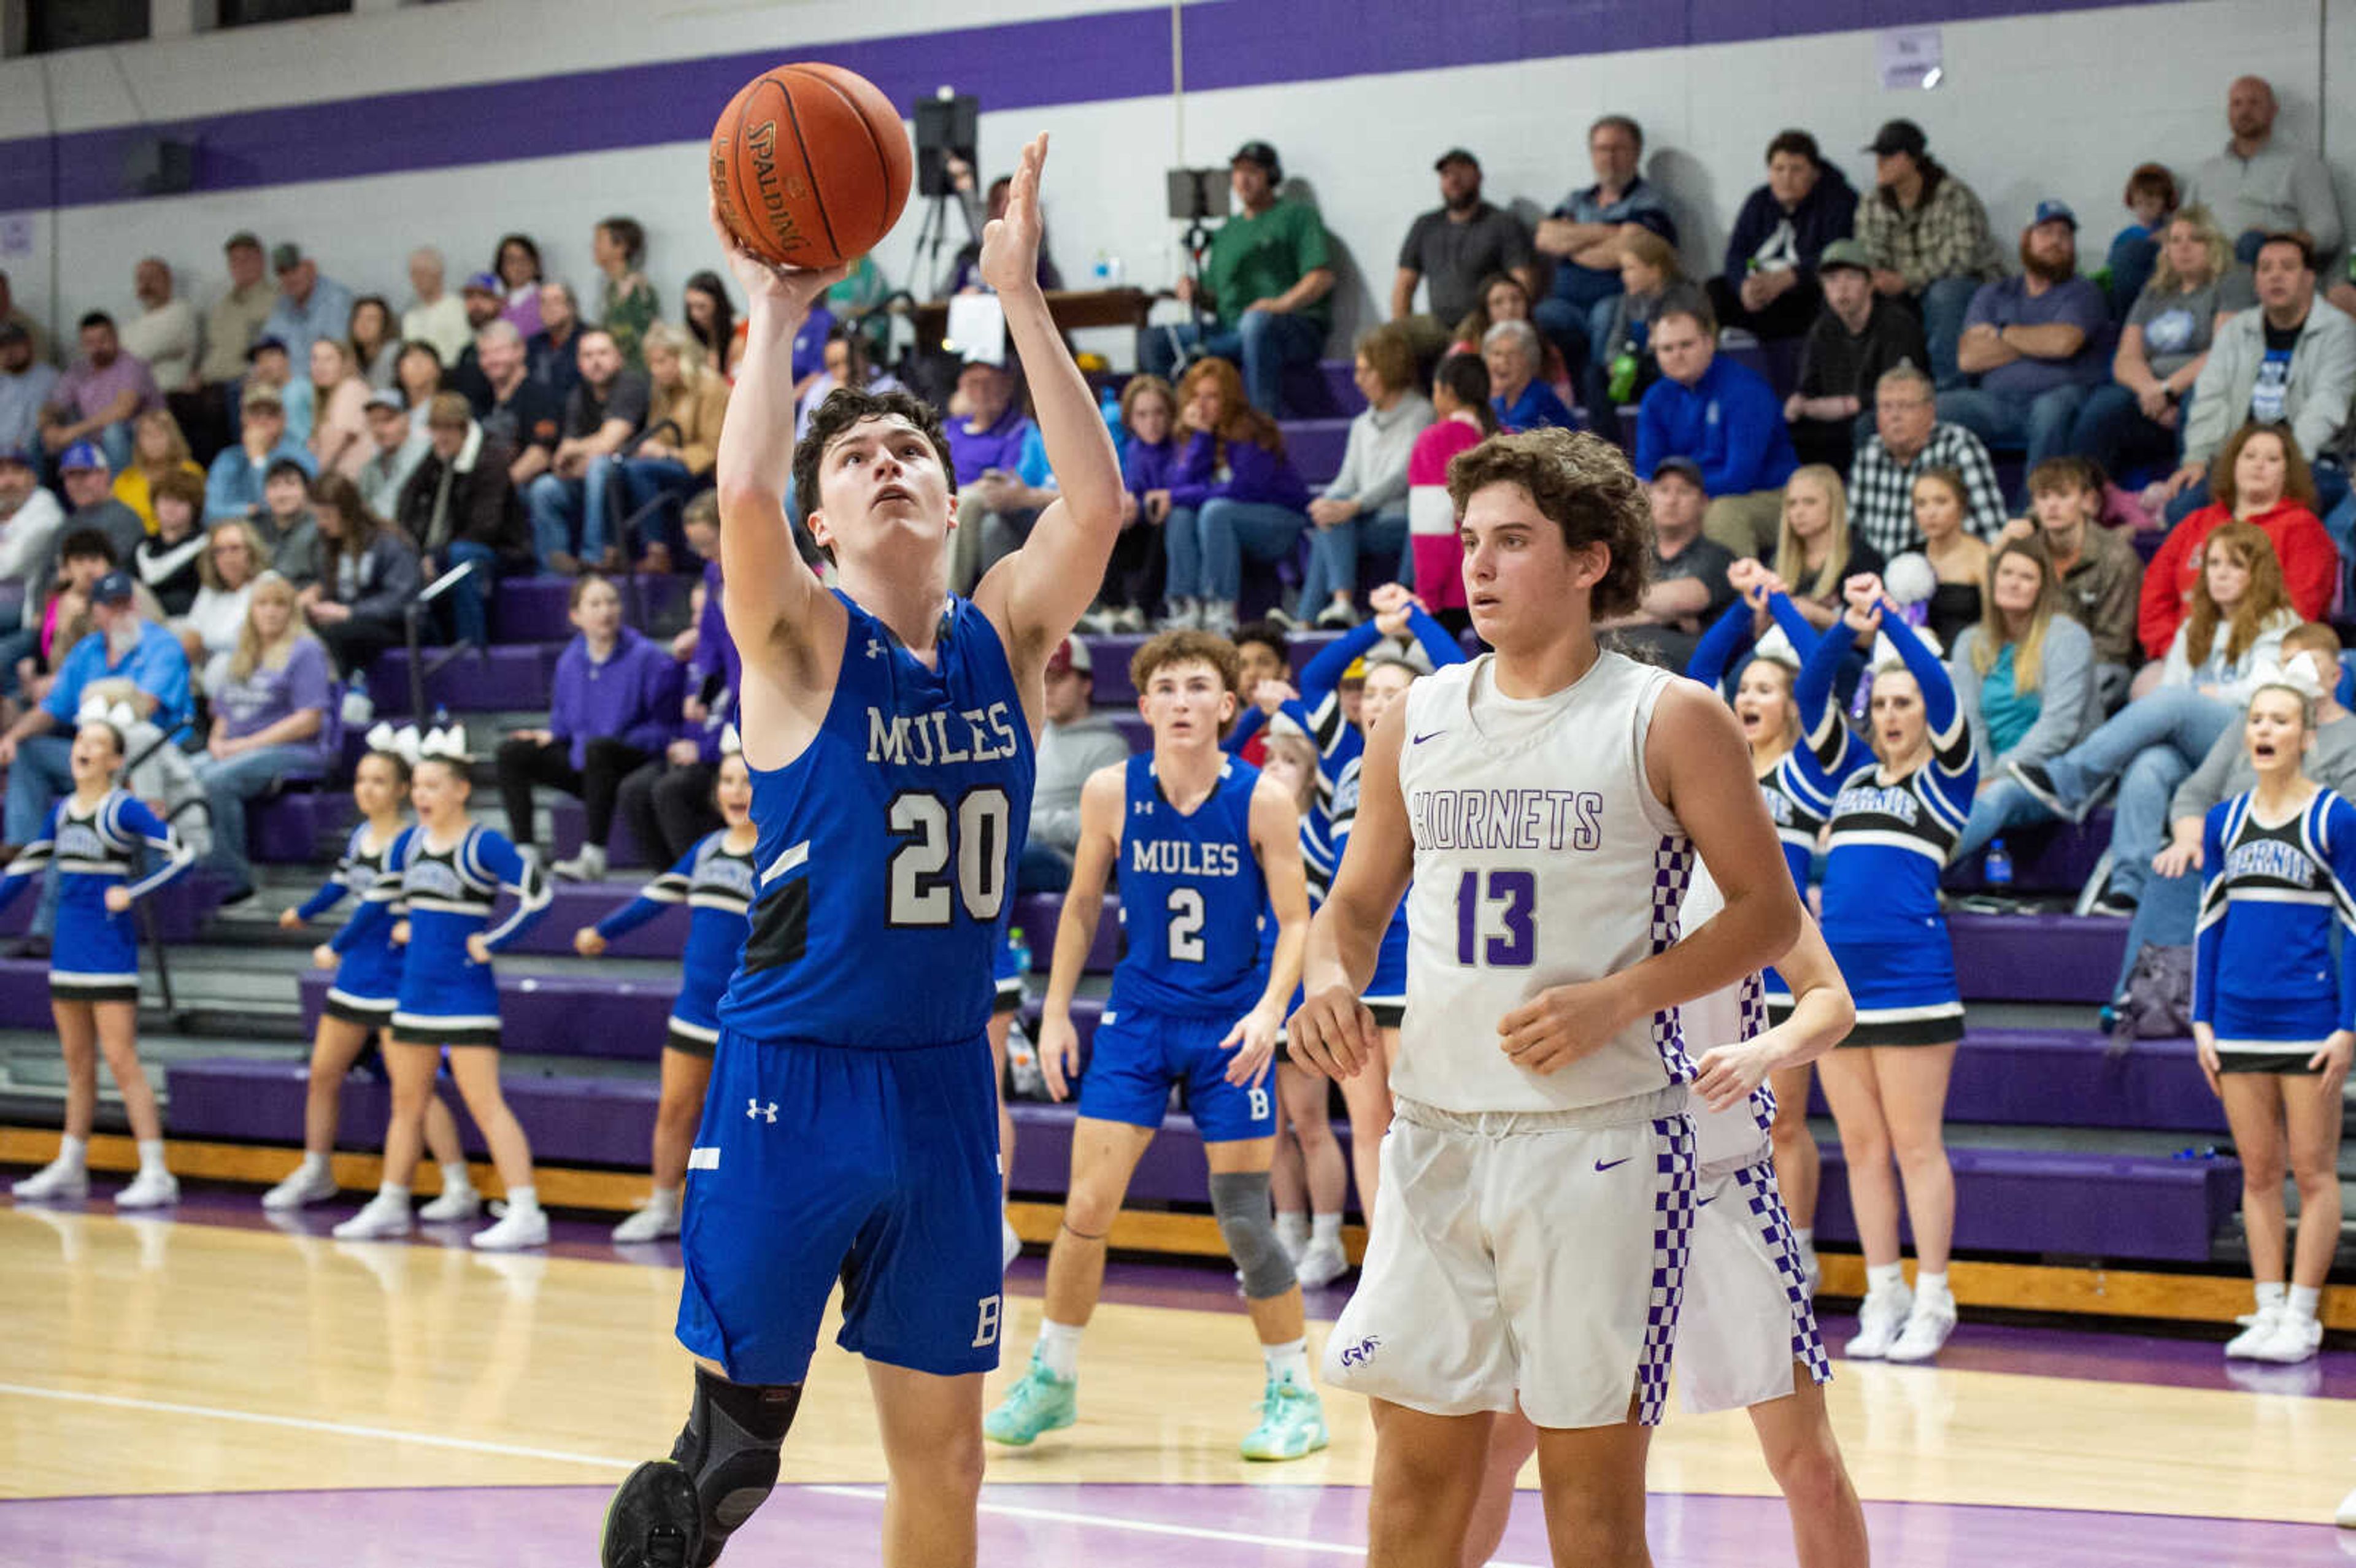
4, 1483, 2350, 1568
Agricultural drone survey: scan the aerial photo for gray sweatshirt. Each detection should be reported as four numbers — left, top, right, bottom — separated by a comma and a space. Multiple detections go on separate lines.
1321, 394, 1436, 515
1948, 615, 2101, 775
2171, 708, 2356, 825
1031, 713, 1131, 854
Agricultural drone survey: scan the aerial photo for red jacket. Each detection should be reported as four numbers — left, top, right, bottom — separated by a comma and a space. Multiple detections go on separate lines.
2137, 498, 2336, 661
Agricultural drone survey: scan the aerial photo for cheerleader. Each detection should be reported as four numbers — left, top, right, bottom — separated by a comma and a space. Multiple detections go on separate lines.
264, 734, 474, 1216
2193, 662, 2356, 1364
991, 922, 1027, 1269
1796, 571, 1976, 1362
331, 726, 553, 1249
3, 703, 194, 1207
1258, 729, 1344, 1284
1690, 562, 1833, 1291
574, 743, 755, 1243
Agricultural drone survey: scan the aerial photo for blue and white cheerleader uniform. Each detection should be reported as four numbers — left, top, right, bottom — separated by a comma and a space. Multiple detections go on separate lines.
2195, 787, 2356, 1074
0, 791, 193, 1002
593, 831, 756, 1058
1795, 607, 1977, 1048
298, 822, 408, 1026
335, 822, 552, 1048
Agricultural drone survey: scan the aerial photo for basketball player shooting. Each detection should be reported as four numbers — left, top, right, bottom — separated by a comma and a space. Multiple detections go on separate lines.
1287, 429, 1802, 1568
600, 133, 1125, 1568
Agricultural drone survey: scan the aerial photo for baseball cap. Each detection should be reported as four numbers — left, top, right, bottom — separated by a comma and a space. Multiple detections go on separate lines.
225, 231, 262, 253
264, 456, 312, 485
242, 385, 285, 413
462, 271, 503, 294
1650, 455, 1708, 492
92, 571, 135, 605
1816, 238, 1872, 275
1045, 636, 1093, 677
270, 242, 304, 272
0, 321, 28, 347
2031, 198, 2079, 231
364, 388, 407, 413
1433, 147, 1480, 173
1231, 140, 1283, 181
0, 445, 36, 468
57, 440, 107, 474
245, 334, 288, 361
1863, 119, 1928, 159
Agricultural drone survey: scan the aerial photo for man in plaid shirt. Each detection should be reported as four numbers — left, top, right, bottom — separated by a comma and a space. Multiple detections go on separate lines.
1847, 364, 2008, 558
1855, 120, 2005, 390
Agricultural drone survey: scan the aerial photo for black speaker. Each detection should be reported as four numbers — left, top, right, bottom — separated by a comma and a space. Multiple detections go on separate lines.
912, 93, 979, 200
123, 136, 197, 197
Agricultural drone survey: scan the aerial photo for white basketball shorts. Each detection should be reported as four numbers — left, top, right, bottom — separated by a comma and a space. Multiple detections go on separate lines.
1323, 1090, 1695, 1429
1677, 1156, 1832, 1415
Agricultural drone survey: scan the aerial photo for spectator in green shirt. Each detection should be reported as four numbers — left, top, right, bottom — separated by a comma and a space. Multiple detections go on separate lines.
594, 216, 659, 372
1139, 141, 1335, 413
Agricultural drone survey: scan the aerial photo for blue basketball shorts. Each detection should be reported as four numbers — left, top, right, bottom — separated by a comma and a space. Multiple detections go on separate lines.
1077, 1006, 1277, 1143
675, 1028, 1006, 1385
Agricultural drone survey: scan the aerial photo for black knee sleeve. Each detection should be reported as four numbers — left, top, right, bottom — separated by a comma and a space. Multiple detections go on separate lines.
670, 1366, 802, 1564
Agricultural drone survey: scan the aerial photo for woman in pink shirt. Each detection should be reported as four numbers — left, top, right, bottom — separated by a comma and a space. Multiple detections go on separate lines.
1406, 353, 1496, 629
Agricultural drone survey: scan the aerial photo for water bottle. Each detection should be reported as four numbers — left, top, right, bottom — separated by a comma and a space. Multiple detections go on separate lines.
1983, 839, 2013, 890
1098, 384, 1123, 432
1606, 350, 1639, 406
1009, 926, 1032, 982
340, 669, 374, 728
1091, 248, 1125, 287
1006, 1015, 1047, 1099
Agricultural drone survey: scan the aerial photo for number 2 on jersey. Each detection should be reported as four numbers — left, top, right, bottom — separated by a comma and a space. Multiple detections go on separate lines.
1455, 869, 1536, 967
1166, 887, 1206, 962
887, 788, 1011, 926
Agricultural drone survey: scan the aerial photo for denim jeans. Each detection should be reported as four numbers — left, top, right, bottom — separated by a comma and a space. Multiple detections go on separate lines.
618, 456, 699, 559
6, 732, 73, 845
193, 742, 318, 892
1952, 776, 2062, 863
2069, 382, 2184, 480
2114, 863, 2203, 1000
1138, 308, 1325, 415
1934, 383, 2092, 503
1918, 275, 1982, 391
0, 624, 38, 699
431, 540, 500, 647
2103, 742, 2193, 902
1531, 294, 1620, 395
1298, 505, 1409, 616
2042, 685, 2235, 810
526, 455, 620, 566
1166, 499, 1306, 605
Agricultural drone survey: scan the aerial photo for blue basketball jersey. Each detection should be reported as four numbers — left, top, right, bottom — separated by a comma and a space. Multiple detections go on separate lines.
1110, 752, 1268, 1019
719, 591, 1035, 1050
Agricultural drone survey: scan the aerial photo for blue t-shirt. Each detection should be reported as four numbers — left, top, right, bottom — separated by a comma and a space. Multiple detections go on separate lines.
1965, 275, 2112, 396
1978, 644, 2041, 758
44, 620, 194, 732
2250, 320, 2301, 425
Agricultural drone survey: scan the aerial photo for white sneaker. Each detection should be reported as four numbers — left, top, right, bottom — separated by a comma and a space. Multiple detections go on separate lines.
417, 1184, 482, 1223
1002, 1215, 1022, 1270
114, 1168, 180, 1209
1296, 1239, 1349, 1291
1113, 606, 1149, 634
333, 1192, 415, 1240
2225, 1305, 2285, 1358
261, 1163, 339, 1210
471, 1204, 549, 1251
1846, 1283, 1914, 1359
1884, 1290, 1958, 1362
10, 1158, 89, 1202
1201, 601, 1239, 638
1160, 598, 1201, 631
550, 847, 607, 882
2250, 1312, 2323, 1364
613, 1201, 681, 1244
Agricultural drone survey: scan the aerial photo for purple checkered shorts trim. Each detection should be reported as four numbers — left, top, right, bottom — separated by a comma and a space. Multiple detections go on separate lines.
1634, 1114, 1698, 1426
1737, 967, 1777, 1140
1648, 837, 1696, 1083
1733, 1157, 1831, 1386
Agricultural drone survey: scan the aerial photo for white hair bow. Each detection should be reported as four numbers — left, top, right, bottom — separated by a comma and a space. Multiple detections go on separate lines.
2250, 651, 2329, 704
364, 722, 468, 764
720, 723, 742, 757
77, 695, 139, 730
421, 724, 468, 761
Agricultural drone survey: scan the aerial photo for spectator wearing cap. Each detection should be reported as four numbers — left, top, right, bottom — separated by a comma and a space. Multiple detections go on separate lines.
1531, 113, 1679, 379
242, 336, 311, 445
1483, 320, 1578, 434
2161, 232, 2356, 530
2183, 76, 2344, 267
1603, 456, 1738, 669
1138, 140, 1334, 415
356, 388, 429, 518
594, 217, 660, 371
1853, 118, 2006, 390
0, 269, 43, 364
1935, 201, 2114, 493
1784, 239, 1930, 470
260, 245, 355, 364
52, 442, 148, 567
1847, 364, 2008, 557
396, 392, 532, 648
445, 272, 509, 410
1392, 149, 1538, 366
0, 566, 192, 856
526, 328, 649, 573
528, 281, 585, 404
0, 445, 66, 685
204, 385, 315, 526
1301, 324, 1434, 628
1634, 293, 1799, 556
1023, 634, 1131, 893
1709, 130, 1860, 343
122, 258, 198, 394
474, 320, 562, 490
40, 312, 161, 473
2068, 204, 2252, 481
942, 356, 1038, 593
401, 247, 473, 367
0, 321, 59, 460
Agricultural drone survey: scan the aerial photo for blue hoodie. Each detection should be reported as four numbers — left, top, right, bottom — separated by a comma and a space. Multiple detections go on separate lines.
1634, 355, 1798, 498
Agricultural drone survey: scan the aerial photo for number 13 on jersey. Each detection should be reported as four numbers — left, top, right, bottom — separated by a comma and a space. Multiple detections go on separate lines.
1456, 869, 1536, 967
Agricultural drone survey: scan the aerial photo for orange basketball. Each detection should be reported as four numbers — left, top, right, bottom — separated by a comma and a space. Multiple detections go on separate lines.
709, 62, 913, 271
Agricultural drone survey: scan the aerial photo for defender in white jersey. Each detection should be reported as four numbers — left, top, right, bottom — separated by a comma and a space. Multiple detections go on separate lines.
1461, 877, 1871, 1568
1291, 430, 1801, 1568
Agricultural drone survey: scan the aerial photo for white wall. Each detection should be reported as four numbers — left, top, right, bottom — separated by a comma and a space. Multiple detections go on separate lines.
1, 0, 2346, 365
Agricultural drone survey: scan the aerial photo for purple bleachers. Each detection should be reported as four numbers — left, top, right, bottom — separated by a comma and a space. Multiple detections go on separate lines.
368, 643, 560, 717
499, 879, 693, 957
248, 790, 358, 865
490, 572, 696, 645
1949, 811, 2113, 894
1933, 1029, 2227, 1134
1280, 417, 1353, 488
1949, 911, 2125, 1003
292, 969, 674, 1054
1082, 629, 1339, 709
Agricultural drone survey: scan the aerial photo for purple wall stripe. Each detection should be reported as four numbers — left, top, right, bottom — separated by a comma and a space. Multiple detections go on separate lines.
0, 0, 2169, 214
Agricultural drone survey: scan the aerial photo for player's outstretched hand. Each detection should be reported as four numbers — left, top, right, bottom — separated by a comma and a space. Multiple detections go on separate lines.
466, 932, 493, 966
978, 134, 1049, 298
1499, 975, 1638, 1076
707, 198, 849, 314
1691, 1036, 1774, 1112
1220, 1005, 1281, 1089
1288, 984, 1377, 1080
573, 927, 607, 958
1038, 1010, 1082, 1102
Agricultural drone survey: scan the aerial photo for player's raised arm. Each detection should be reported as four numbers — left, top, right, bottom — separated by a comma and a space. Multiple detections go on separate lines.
1290, 705, 1414, 1080
972, 136, 1125, 667
1224, 777, 1309, 1088
1037, 764, 1125, 1101
707, 201, 850, 662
